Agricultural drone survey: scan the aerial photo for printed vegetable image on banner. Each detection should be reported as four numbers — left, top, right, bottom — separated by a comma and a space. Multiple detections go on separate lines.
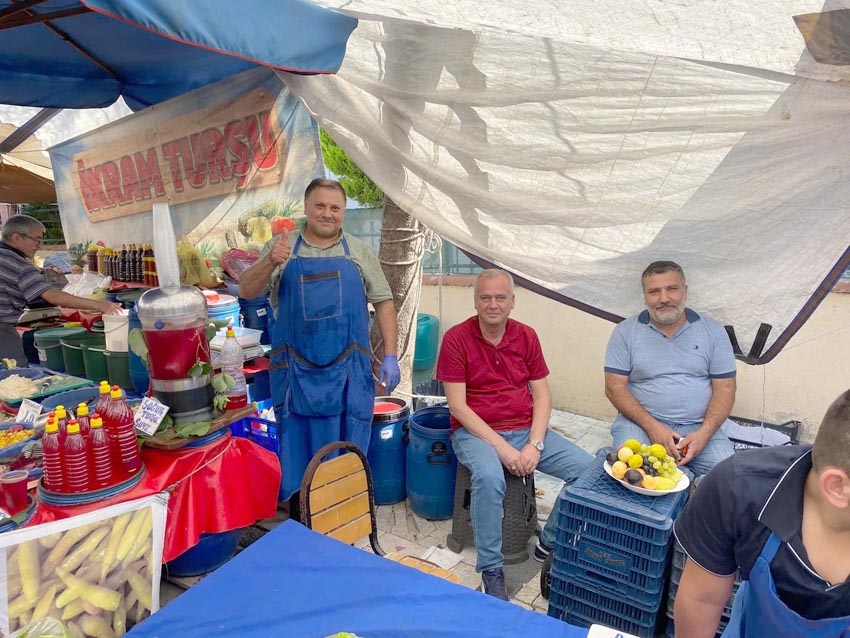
50, 66, 323, 269
0, 494, 168, 638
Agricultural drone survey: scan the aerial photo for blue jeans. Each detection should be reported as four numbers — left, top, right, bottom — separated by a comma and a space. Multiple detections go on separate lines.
451, 427, 593, 572
611, 415, 735, 478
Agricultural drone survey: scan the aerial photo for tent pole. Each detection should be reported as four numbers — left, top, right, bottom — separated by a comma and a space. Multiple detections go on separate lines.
0, 108, 60, 153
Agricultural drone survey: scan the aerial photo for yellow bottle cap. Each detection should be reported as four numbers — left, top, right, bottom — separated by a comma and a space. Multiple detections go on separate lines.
110, 386, 123, 399
226, 326, 236, 338
91, 416, 103, 428
67, 422, 80, 434
56, 406, 66, 417
77, 403, 89, 416
45, 420, 58, 433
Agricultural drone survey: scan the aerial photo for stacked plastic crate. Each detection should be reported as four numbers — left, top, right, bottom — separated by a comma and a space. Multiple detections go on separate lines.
665, 541, 741, 637
547, 450, 689, 638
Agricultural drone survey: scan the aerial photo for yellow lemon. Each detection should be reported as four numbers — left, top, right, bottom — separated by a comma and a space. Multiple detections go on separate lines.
628, 454, 644, 469
624, 439, 642, 453
649, 444, 667, 460
611, 461, 628, 479
617, 446, 634, 463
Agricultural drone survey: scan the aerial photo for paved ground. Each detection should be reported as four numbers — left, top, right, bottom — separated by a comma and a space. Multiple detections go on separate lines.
160, 410, 613, 615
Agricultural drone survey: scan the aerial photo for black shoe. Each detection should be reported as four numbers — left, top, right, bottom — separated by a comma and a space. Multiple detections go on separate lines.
533, 539, 551, 562
480, 567, 509, 601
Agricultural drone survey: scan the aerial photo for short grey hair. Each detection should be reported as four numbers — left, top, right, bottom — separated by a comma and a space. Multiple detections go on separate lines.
641, 261, 686, 288
1, 214, 45, 242
474, 268, 515, 296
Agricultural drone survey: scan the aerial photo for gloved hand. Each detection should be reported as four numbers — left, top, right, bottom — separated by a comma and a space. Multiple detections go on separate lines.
379, 355, 401, 395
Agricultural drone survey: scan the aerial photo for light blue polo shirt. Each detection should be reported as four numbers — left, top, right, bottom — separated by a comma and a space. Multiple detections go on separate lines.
604, 308, 736, 426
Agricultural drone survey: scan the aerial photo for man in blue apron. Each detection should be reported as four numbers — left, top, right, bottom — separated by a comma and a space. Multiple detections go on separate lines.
239, 178, 400, 502
673, 390, 850, 638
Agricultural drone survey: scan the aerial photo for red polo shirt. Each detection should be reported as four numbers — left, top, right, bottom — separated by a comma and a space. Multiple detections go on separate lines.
436, 316, 550, 432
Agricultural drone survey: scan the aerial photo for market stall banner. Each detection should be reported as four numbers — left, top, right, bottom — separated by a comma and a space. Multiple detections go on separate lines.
50, 67, 323, 266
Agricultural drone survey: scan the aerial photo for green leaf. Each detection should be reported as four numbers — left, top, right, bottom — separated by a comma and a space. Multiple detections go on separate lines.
200, 362, 212, 376
156, 413, 173, 434
205, 324, 218, 342
128, 329, 149, 368
221, 373, 236, 390
174, 420, 212, 438
213, 393, 228, 412
211, 374, 228, 392
187, 362, 204, 378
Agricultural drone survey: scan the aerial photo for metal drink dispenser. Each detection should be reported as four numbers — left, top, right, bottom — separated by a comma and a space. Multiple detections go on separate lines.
137, 203, 214, 424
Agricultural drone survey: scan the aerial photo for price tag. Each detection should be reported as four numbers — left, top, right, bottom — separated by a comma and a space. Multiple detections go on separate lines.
587, 625, 640, 638
16, 399, 42, 425
380, 426, 393, 440
133, 397, 170, 436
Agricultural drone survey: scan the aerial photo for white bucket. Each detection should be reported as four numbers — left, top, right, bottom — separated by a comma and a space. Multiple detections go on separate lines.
103, 311, 129, 352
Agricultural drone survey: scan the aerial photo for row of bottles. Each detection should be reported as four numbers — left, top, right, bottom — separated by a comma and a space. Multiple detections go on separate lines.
87, 244, 159, 286
42, 383, 142, 494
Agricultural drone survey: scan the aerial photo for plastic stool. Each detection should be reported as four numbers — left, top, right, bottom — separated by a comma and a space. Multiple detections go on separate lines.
446, 463, 537, 564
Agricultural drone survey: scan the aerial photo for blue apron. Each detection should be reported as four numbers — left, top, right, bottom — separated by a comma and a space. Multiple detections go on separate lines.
721, 532, 850, 638
269, 235, 374, 501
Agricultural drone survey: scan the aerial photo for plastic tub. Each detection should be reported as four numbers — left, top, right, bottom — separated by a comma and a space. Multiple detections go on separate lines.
105, 350, 133, 390
207, 294, 240, 327
414, 314, 440, 372
34, 327, 86, 371
60, 332, 103, 377
83, 339, 109, 383
103, 312, 129, 352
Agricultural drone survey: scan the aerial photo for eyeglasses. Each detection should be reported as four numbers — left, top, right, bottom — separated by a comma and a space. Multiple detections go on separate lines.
20, 234, 44, 244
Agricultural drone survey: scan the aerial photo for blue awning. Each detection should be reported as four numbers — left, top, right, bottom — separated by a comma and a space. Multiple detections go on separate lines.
0, 0, 357, 110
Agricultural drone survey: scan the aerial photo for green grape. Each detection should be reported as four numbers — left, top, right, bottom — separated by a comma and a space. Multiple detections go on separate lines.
640, 444, 649, 453
648, 455, 658, 464
653, 461, 662, 470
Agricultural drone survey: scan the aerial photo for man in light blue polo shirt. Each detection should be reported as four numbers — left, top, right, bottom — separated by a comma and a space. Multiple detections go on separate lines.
604, 261, 736, 477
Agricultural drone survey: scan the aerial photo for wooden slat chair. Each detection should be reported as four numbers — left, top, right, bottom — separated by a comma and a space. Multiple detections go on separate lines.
299, 441, 459, 584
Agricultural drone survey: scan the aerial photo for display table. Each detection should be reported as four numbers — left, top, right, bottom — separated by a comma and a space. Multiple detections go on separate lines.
128, 519, 588, 638
27, 431, 281, 561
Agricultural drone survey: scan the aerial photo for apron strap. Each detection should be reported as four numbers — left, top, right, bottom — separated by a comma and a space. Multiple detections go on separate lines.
269, 342, 371, 371
761, 532, 782, 563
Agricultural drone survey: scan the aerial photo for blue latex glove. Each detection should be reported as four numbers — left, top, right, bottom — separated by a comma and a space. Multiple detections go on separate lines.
379, 354, 401, 395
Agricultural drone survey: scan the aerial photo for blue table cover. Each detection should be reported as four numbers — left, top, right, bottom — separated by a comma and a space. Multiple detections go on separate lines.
128, 519, 588, 638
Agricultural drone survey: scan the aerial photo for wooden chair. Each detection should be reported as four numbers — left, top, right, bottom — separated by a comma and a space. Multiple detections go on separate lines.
299, 441, 460, 584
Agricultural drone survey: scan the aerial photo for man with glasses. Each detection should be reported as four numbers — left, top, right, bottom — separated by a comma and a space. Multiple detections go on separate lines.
1, 215, 121, 366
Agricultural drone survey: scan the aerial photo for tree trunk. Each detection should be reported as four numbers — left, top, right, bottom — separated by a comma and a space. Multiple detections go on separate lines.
371, 195, 424, 399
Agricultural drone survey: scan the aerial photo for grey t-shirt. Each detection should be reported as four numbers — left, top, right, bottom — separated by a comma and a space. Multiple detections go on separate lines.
258, 230, 392, 317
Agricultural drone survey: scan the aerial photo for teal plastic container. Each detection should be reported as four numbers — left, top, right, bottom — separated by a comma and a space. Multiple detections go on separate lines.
406, 406, 457, 520
413, 314, 440, 372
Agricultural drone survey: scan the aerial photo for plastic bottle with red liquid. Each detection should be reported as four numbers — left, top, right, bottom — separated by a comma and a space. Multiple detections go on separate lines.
63, 421, 90, 493
94, 381, 111, 415
105, 386, 141, 481
76, 403, 91, 438
88, 414, 113, 489
55, 405, 69, 443
41, 416, 64, 492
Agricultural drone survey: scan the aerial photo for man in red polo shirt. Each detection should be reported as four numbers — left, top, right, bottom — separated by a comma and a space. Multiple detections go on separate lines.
437, 268, 592, 601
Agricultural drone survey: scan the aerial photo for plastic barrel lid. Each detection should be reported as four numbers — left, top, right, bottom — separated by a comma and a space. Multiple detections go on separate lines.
374, 402, 399, 414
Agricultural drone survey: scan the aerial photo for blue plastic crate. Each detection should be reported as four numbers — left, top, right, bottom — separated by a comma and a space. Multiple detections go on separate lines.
548, 575, 663, 638
230, 416, 279, 453
551, 540, 669, 609
554, 450, 688, 558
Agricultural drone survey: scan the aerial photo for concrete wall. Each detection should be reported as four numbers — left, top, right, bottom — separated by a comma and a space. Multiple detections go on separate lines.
419, 278, 850, 443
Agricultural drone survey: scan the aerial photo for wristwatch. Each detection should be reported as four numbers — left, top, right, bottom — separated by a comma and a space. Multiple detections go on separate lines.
528, 439, 545, 452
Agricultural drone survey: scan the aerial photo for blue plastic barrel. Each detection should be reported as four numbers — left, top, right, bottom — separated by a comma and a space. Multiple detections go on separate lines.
127, 305, 150, 395
165, 529, 241, 577
239, 296, 272, 344
367, 397, 410, 505
406, 406, 457, 519
208, 294, 240, 327
414, 314, 440, 372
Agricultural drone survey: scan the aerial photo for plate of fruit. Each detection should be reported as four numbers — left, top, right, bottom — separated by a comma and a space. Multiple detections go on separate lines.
603, 439, 690, 496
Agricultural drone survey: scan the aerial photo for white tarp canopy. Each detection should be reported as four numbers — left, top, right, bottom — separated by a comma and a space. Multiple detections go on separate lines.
283, 0, 850, 363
